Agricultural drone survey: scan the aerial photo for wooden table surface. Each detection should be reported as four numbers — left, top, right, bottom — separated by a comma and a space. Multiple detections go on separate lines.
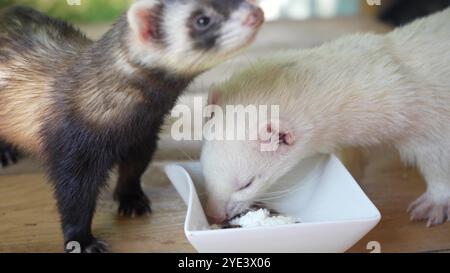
344, 148, 450, 253
1, 150, 449, 253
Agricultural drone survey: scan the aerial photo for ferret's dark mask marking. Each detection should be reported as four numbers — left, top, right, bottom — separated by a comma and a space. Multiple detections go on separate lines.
211, 0, 245, 17
187, 0, 245, 51
187, 9, 222, 50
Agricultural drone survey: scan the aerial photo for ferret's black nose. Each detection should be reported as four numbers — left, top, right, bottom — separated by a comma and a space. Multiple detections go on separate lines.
243, 7, 265, 27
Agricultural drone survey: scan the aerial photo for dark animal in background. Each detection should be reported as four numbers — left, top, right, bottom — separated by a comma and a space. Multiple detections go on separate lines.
379, 0, 450, 26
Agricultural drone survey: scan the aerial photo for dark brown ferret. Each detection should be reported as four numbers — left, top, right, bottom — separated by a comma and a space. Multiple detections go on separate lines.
0, 0, 263, 252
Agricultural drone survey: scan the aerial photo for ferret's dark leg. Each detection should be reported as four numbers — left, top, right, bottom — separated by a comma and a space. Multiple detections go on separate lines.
49, 153, 112, 253
113, 140, 156, 217
0, 141, 19, 167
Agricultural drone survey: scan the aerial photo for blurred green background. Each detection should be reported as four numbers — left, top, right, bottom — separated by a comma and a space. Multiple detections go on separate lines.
0, 0, 134, 23
0, 0, 364, 24
0, 0, 365, 24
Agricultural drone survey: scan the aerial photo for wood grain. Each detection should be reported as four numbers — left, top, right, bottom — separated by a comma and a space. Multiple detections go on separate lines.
1, 153, 449, 253
0, 163, 195, 253
346, 148, 450, 253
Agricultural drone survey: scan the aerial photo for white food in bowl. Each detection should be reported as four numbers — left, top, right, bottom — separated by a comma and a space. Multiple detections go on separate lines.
229, 208, 297, 228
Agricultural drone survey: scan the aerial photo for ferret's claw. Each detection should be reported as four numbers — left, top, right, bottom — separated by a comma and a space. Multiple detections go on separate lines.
83, 240, 109, 253
116, 192, 152, 217
408, 192, 450, 226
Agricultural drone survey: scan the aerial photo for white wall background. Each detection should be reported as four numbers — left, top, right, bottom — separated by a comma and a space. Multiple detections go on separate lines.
258, 0, 360, 21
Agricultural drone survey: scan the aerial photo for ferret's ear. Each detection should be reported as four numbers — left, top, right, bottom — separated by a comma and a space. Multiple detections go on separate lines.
127, 0, 163, 43
279, 130, 295, 145
208, 88, 221, 105
259, 122, 295, 150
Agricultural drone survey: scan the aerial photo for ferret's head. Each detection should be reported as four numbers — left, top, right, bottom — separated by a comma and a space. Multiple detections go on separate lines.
201, 59, 318, 223
126, 0, 264, 74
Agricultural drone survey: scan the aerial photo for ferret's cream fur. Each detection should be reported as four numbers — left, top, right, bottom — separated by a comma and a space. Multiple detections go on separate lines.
202, 8, 450, 226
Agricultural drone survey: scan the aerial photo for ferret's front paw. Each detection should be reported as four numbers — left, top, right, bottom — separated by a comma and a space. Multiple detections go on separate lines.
115, 190, 152, 217
83, 240, 109, 253
408, 192, 450, 227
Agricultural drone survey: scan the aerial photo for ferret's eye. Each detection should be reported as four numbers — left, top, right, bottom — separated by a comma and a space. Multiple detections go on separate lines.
195, 16, 212, 29
239, 177, 255, 191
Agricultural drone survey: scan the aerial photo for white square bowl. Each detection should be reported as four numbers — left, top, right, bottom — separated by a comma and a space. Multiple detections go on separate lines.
164, 155, 380, 253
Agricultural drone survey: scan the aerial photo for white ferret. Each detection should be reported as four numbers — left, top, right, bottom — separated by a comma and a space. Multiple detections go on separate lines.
201, 8, 450, 227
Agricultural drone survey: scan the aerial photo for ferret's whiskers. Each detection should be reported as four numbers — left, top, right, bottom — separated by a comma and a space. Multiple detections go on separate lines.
256, 181, 308, 202
261, 188, 294, 197
176, 147, 195, 162
242, 54, 252, 66
256, 193, 292, 202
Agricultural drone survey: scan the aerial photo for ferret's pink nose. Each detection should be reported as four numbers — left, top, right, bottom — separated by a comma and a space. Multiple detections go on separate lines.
243, 7, 264, 27
206, 200, 227, 224
208, 214, 227, 225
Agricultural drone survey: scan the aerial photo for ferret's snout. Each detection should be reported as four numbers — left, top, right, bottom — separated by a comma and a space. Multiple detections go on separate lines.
206, 199, 227, 224
243, 6, 264, 27
208, 214, 227, 225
